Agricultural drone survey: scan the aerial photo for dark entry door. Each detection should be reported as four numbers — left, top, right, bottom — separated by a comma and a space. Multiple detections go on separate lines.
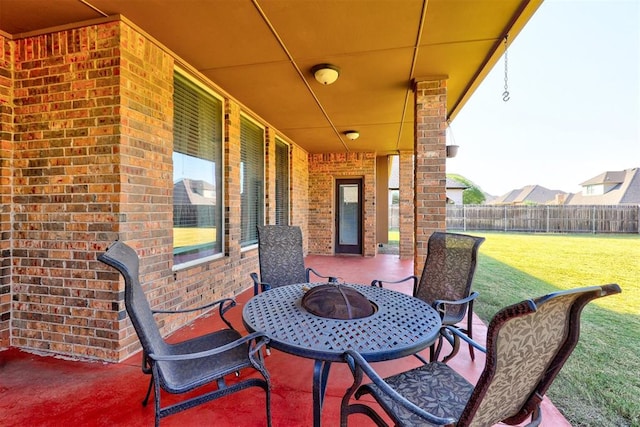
335, 179, 362, 254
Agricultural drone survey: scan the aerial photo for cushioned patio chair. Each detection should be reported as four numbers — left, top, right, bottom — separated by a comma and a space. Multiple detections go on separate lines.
251, 225, 337, 295
372, 232, 485, 362
99, 240, 272, 427
340, 284, 621, 427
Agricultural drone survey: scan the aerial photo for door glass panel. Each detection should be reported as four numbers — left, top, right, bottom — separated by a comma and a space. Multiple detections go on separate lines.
339, 184, 359, 245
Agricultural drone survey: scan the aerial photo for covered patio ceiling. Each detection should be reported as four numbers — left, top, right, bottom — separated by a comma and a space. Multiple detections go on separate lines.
0, 0, 542, 155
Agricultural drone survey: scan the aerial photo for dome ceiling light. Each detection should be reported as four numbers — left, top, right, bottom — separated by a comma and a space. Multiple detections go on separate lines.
311, 64, 340, 85
344, 130, 360, 141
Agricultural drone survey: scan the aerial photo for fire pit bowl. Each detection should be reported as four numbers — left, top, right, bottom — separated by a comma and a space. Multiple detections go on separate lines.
301, 284, 377, 320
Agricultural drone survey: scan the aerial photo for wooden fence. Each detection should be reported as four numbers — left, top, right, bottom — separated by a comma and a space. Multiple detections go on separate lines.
446, 205, 640, 234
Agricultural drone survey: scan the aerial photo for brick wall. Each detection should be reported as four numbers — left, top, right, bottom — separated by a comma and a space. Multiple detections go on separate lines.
0, 34, 12, 348
291, 144, 309, 251
308, 152, 376, 256
10, 22, 127, 359
413, 79, 447, 275
2, 16, 331, 362
398, 150, 414, 261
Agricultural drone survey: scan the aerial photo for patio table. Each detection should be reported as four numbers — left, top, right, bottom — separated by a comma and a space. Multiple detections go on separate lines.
242, 282, 441, 427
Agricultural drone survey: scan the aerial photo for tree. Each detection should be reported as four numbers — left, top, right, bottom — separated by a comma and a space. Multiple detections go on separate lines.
447, 174, 486, 205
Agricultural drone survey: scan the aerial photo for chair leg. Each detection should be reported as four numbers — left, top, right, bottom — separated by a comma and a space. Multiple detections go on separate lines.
467, 302, 475, 361
142, 375, 154, 406
467, 320, 475, 361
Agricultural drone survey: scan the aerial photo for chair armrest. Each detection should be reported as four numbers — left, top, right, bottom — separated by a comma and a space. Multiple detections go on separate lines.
432, 291, 479, 314
441, 325, 486, 354
306, 267, 338, 283
250, 272, 272, 294
152, 297, 237, 330
371, 275, 418, 292
148, 331, 271, 362
342, 350, 456, 426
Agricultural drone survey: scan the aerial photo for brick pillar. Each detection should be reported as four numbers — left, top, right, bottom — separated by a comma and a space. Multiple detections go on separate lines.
413, 79, 447, 275
291, 144, 309, 250
398, 150, 414, 260
0, 34, 12, 348
10, 21, 175, 361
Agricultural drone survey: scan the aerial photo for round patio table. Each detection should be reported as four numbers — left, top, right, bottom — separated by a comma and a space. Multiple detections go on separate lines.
242, 282, 441, 427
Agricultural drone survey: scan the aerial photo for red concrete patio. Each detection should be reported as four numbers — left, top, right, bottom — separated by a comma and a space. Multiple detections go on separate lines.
0, 254, 569, 426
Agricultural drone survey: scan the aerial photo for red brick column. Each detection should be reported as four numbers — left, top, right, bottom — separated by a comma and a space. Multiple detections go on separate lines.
0, 34, 12, 347
413, 80, 447, 274
291, 144, 309, 250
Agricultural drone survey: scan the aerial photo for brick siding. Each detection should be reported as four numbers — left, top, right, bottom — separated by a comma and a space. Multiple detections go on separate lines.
5, 19, 311, 362
3, 16, 443, 361
308, 152, 377, 257
0, 34, 12, 347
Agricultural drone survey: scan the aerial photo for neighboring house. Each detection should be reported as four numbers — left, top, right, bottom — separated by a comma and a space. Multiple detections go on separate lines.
488, 185, 566, 205
564, 167, 640, 205
173, 178, 217, 228
446, 178, 468, 205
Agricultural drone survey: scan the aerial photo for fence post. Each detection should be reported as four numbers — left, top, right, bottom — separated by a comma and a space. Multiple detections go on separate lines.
592, 205, 596, 234
546, 206, 549, 233
504, 206, 507, 232
463, 205, 466, 231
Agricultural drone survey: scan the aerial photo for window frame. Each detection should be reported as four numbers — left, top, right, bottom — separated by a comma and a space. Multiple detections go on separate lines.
172, 70, 225, 270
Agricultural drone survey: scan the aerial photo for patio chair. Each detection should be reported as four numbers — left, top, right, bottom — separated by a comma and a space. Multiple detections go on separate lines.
341, 284, 621, 427
98, 240, 272, 427
251, 225, 337, 295
372, 231, 485, 362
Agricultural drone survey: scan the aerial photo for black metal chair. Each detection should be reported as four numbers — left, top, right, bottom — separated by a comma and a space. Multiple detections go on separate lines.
251, 225, 337, 295
341, 284, 621, 427
372, 231, 485, 362
98, 240, 272, 427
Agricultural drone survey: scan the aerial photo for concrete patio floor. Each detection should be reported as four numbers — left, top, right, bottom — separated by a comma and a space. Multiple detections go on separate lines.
0, 254, 570, 426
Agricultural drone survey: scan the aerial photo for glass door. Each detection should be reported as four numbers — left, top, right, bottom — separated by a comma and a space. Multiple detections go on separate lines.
335, 179, 362, 254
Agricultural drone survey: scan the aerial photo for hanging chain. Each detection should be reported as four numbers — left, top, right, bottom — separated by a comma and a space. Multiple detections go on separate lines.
502, 34, 510, 102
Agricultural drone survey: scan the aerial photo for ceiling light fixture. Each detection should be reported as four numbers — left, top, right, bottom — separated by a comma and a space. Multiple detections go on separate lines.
311, 64, 340, 85
344, 130, 360, 141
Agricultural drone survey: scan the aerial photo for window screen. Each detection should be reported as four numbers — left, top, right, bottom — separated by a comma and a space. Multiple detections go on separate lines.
275, 138, 290, 225
172, 73, 223, 264
240, 116, 264, 246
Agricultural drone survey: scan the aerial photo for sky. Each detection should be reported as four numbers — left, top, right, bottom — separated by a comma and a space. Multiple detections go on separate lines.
448, 0, 640, 197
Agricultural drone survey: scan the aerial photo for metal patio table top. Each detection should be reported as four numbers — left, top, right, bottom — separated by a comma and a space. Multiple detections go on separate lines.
242, 282, 441, 427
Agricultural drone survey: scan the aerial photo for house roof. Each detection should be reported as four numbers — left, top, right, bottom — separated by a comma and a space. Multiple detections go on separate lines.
580, 170, 627, 186
565, 167, 640, 205
0, 0, 543, 156
489, 185, 566, 205
446, 178, 469, 190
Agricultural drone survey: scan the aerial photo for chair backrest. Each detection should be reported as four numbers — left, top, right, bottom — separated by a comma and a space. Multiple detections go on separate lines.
414, 232, 485, 322
98, 241, 168, 357
458, 283, 621, 426
257, 225, 308, 288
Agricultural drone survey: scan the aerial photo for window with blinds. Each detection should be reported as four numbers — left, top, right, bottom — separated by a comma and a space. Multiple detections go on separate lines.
240, 116, 264, 247
172, 73, 223, 265
275, 138, 290, 225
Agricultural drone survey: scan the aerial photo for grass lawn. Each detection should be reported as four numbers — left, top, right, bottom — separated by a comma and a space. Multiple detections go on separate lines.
468, 232, 639, 427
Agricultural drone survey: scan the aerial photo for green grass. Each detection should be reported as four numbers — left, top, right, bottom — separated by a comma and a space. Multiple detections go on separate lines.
468, 232, 639, 427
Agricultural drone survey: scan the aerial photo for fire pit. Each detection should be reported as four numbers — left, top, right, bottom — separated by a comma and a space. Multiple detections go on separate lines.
301, 284, 376, 320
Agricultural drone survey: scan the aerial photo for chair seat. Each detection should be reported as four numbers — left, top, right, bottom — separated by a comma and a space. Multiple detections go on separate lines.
359, 362, 474, 426
157, 329, 253, 393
